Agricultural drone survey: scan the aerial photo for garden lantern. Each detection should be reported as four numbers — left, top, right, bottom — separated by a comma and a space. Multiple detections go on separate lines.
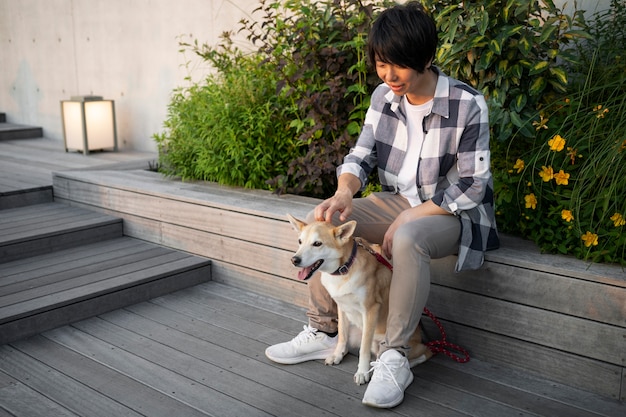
61, 95, 118, 155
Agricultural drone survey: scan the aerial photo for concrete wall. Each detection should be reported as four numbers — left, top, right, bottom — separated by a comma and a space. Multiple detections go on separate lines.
0, 0, 610, 152
0, 0, 257, 152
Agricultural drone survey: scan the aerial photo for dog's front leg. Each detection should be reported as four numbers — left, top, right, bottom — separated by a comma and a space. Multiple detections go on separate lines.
325, 308, 348, 366
354, 304, 380, 385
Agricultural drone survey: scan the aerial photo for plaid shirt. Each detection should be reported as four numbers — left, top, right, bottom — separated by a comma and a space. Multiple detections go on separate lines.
338, 68, 499, 271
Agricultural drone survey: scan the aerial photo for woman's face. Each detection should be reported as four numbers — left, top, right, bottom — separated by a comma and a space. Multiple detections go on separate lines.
375, 61, 434, 105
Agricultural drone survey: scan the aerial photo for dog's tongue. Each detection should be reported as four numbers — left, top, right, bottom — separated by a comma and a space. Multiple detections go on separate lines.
297, 266, 313, 281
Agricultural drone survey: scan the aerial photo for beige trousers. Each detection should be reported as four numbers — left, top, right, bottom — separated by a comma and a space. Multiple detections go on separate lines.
305, 192, 460, 356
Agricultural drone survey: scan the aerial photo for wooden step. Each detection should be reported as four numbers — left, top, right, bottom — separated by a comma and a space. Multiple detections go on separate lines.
0, 186, 54, 210
0, 236, 212, 344
0, 122, 43, 140
0, 202, 122, 263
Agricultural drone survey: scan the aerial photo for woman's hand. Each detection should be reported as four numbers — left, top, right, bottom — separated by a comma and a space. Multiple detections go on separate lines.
314, 174, 361, 222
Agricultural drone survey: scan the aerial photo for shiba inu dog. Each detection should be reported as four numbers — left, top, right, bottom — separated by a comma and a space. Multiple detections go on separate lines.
287, 214, 432, 384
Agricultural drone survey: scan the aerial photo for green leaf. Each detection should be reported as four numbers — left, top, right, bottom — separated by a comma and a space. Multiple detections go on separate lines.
511, 94, 527, 113
549, 67, 568, 86
478, 10, 489, 36
518, 35, 532, 56
539, 24, 558, 44
528, 60, 549, 76
509, 110, 523, 127
489, 38, 502, 55
528, 76, 547, 96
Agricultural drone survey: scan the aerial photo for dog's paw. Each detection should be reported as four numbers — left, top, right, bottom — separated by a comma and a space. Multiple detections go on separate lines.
353, 370, 371, 385
324, 354, 343, 366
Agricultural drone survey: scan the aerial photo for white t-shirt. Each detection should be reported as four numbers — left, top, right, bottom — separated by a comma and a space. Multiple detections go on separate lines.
397, 98, 433, 207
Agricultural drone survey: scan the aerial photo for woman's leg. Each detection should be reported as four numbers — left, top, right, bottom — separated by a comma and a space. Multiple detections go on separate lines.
381, 214, 461, 355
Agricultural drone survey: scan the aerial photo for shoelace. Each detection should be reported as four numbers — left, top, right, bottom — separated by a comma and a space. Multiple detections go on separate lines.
368, 359, 402, 392
293, 325, 319, 345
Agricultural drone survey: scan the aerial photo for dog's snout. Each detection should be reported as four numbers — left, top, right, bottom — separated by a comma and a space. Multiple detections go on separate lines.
291, 256, 301, 266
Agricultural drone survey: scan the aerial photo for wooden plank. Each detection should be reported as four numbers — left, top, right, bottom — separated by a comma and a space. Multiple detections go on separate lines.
211, 262, 310, 309
129, 287, 607, 416
52, 169, 318, 222
427, 285, 625, 366
0, 187, 53, 210
0, 346, 137, 417
113, 302, 474, 417
431, 256, 626, 327
0, 246, 173, 296
61, 316, 350, 417
0, 264, 211, 345
488, 235, 626, 287
0, 237, 142, 278
0, 211, 119, 242
421, 317, 623, 400
430, 354, 626, 417
9, 336, 212, 417
0, 252, 196, 321
0, 222, 123, 264
53, 174, 310, 251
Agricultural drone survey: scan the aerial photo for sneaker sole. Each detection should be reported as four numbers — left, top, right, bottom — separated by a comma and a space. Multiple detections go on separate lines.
265, 347, 335, 365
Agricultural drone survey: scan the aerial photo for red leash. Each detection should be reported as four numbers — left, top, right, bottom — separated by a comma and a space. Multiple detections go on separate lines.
356, 239, 470, 363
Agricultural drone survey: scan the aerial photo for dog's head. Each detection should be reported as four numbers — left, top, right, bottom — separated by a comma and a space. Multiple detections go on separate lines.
286, 214, 356, 280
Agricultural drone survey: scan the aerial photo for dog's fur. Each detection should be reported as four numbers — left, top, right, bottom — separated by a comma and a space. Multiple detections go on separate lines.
287, 214, 432, 384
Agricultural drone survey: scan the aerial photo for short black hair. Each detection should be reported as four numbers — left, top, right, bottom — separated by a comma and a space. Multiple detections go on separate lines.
367, 2, 438, 73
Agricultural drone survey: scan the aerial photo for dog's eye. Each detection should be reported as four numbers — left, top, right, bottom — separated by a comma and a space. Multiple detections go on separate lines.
298, 239, 302, 244
313, 241, 322, 247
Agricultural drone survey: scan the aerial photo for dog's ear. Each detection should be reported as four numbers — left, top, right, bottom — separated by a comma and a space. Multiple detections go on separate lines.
334, 220, 357, 242
286, 214, 307, 232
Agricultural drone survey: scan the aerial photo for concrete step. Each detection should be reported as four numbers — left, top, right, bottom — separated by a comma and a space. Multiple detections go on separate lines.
0, 202, 122, 264
0, 236, 212, 344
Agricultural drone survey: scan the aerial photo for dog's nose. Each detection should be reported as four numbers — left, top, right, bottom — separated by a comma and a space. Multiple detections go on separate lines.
291, 256, 301, 266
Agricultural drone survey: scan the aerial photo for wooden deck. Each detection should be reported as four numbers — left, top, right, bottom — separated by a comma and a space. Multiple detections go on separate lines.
1, 135, 625, 416
2, 281, 623, 417
0, 137, 156, 194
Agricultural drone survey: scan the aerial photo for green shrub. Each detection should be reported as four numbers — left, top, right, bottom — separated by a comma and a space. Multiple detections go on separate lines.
494, 0, 626, 264
154, 38, 300, 189
422, 0, 589, 149
244, 0, 393, 196
154, 0, 392, 196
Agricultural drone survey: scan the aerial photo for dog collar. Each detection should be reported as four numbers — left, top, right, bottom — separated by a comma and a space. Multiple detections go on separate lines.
331, 240, 358, 275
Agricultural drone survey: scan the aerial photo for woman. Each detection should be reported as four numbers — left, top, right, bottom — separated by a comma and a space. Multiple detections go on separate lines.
266, 1, 499, 408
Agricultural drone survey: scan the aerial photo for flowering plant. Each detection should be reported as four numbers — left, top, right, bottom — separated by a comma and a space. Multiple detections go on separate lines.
494, 60, 626, 264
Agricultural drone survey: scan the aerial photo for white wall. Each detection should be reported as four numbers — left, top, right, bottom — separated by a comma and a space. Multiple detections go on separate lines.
0, 0, 611, 152
0, 0, 257, 151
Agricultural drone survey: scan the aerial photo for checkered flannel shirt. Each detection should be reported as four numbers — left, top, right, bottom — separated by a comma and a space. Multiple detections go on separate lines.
337, 68, 500, 271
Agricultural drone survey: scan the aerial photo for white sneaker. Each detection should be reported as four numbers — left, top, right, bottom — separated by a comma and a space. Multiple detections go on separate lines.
265, 325, 337, 364
362, 349, 414, 408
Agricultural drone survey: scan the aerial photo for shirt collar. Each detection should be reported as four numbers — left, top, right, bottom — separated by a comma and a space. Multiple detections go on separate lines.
384, 66, 450, 119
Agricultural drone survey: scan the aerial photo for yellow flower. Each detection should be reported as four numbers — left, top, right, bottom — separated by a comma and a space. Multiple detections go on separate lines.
548, 134, 566, 152
539, 166, 554, 182
554, 169, 570, 186
532, 114, 549, 131
566, 147, 580, 164
525, 193, 537, 209
581, 231, 599, 247
610, 213, 626, 227
561, 209, 574, 222
513, 159, 525, 173
594, 104, 609, 118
